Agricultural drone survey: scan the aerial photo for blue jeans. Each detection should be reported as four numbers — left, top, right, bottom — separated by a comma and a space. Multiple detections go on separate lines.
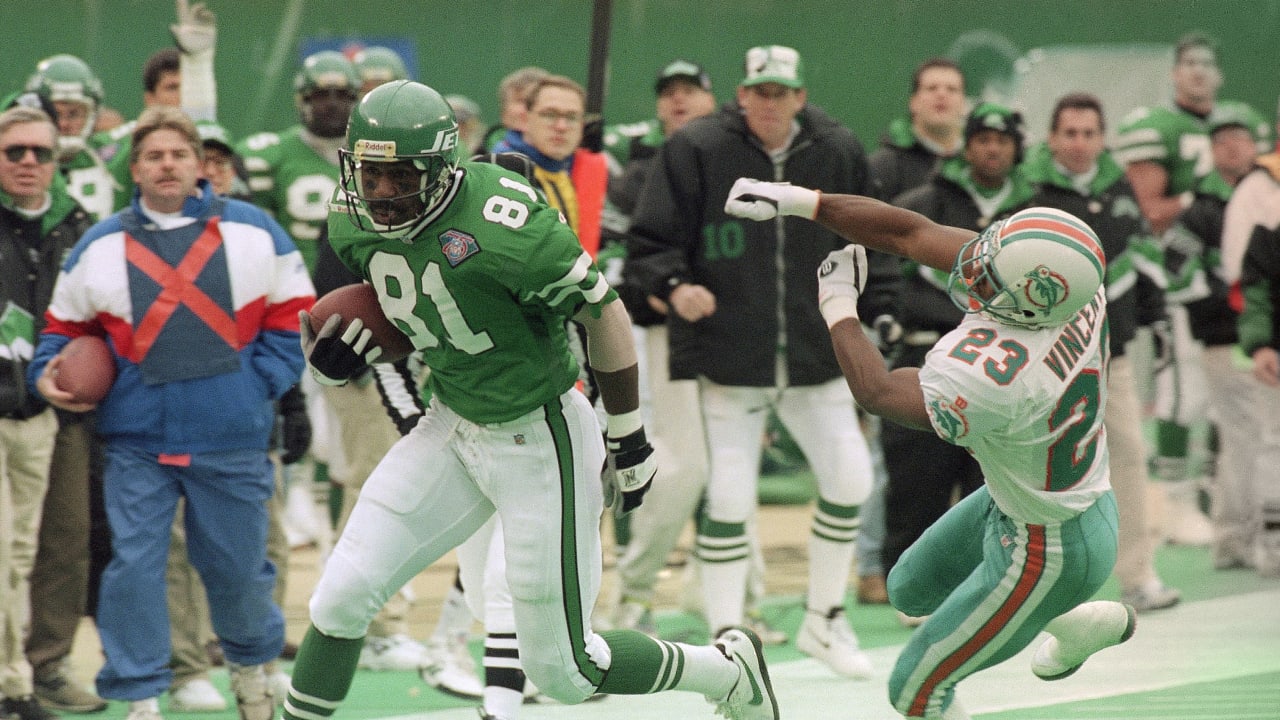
95, 444, 283, 700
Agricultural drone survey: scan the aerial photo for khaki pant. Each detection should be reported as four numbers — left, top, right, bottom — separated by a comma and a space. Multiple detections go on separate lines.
26, 416, 94, 678
1, 409, 58, 697
1106, 356, 1163, 592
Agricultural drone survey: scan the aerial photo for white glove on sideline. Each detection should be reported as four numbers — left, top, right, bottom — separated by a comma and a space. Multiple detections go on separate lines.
171, 0, 217, 55
724, 177, 821, 221
817, 246, 868, 328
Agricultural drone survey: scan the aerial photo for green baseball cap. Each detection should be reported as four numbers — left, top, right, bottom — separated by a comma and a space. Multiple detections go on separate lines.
741, 45, 804, 89
1208, 100, 1270, 144
195, 120, 235, 154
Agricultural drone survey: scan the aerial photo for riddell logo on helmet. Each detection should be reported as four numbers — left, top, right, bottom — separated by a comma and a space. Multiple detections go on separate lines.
354, 139, 396, 159
1022, 265, 1068, 310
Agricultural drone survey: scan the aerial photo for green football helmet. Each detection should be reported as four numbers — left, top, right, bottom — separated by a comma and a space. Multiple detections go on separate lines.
294, 51, 359, 136
294, 50, 360, 97
25, 54, 103, 155
352, 46, 408, 93
338, 80, 462, 239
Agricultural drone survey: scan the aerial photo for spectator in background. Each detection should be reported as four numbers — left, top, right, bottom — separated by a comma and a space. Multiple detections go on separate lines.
1023, 92, 1179, 613
1221, 96, 1280, 289
237, 50, 357, 270
94, 48, 182, 211
493, 75, 607, 248
20, 54, 119, 221
26, 8, 227, 712
1, 105, 94, 720
607, 59, 751, 637
0, 92, 110, 720
1236, 100, 1280, 575
1166, 102, 1278, 573
446, 94, 486, 155
29, 106, 312, 720
875, 103, 1033, 627
1114, 32, 1222, 545
868, 57, 968, 203
482, 66, 549, 152
168, 117, 301, 713
628, 45, 875, 678
857, 56, 968, 605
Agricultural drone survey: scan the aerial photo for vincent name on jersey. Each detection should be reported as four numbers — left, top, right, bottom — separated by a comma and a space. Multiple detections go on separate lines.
1042, 293, 1105, 382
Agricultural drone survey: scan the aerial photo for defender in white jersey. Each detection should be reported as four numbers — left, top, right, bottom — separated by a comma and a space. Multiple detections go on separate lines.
726, 180, 1136, 720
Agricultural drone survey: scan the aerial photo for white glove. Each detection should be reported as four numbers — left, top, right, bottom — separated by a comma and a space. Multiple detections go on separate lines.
817, 246, 868, 328
724, 177, 821, 221
171, 0, 216, 55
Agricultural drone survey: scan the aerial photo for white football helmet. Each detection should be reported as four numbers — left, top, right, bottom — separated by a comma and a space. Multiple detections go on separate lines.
947, 207, 1105, 329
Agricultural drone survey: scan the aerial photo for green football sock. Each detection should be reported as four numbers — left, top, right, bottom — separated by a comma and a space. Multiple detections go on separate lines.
282, 625, 363, 720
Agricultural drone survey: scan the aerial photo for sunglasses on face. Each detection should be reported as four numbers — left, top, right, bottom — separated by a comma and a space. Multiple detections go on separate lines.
2, 145, 56, 163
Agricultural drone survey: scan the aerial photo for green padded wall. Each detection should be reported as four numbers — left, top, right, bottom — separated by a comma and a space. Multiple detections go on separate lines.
5, 0, 1276, 152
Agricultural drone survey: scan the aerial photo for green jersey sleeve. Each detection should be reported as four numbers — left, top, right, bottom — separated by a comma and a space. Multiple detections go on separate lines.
1113, 106, 1212, 195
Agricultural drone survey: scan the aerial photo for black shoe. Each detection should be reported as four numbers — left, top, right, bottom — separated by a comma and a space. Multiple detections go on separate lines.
3, 696, 60, 720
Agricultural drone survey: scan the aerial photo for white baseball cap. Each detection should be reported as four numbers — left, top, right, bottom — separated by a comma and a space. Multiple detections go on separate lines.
741, 45, 804, 89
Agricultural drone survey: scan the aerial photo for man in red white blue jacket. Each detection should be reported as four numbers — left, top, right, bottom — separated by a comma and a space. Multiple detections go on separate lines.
26, 106, 313, 720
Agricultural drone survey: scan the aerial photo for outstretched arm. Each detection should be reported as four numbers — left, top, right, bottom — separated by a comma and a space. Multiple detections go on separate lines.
814, 193, 975, 274
724, 178, 975, 272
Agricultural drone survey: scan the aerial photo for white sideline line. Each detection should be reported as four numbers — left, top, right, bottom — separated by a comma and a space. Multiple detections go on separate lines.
387, 588, 1280, 720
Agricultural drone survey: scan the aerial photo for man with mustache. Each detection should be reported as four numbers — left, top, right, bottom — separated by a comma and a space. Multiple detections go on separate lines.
28, 106, 313, 720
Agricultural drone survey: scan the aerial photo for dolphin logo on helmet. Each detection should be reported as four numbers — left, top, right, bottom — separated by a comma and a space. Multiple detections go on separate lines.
947, 207, 1105, 329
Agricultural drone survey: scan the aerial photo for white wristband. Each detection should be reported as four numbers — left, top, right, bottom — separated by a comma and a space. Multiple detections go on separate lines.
785, 187, 821, 220
820, 296, 860, 328
606, 409, 643, 439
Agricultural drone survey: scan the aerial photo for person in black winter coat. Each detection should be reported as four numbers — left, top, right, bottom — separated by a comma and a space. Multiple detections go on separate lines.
874, 103, 1035, 606
628, 45, 877, 679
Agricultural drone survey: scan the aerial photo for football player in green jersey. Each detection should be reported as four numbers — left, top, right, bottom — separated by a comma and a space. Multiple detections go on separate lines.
283, 80, 779, 720
237, 51, 359, 273
1114, 33, 1223, 548
22, 54, 120, 220
1114, 33, 1221, 236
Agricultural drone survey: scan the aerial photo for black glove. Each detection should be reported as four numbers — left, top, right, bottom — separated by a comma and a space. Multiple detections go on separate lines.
581, 116, 604, 153
1150, 318, 1173, 374
606, 427, 657, 514
277, 385, 311, 464
872, 313, 903, 350
300, 311, 382, 386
